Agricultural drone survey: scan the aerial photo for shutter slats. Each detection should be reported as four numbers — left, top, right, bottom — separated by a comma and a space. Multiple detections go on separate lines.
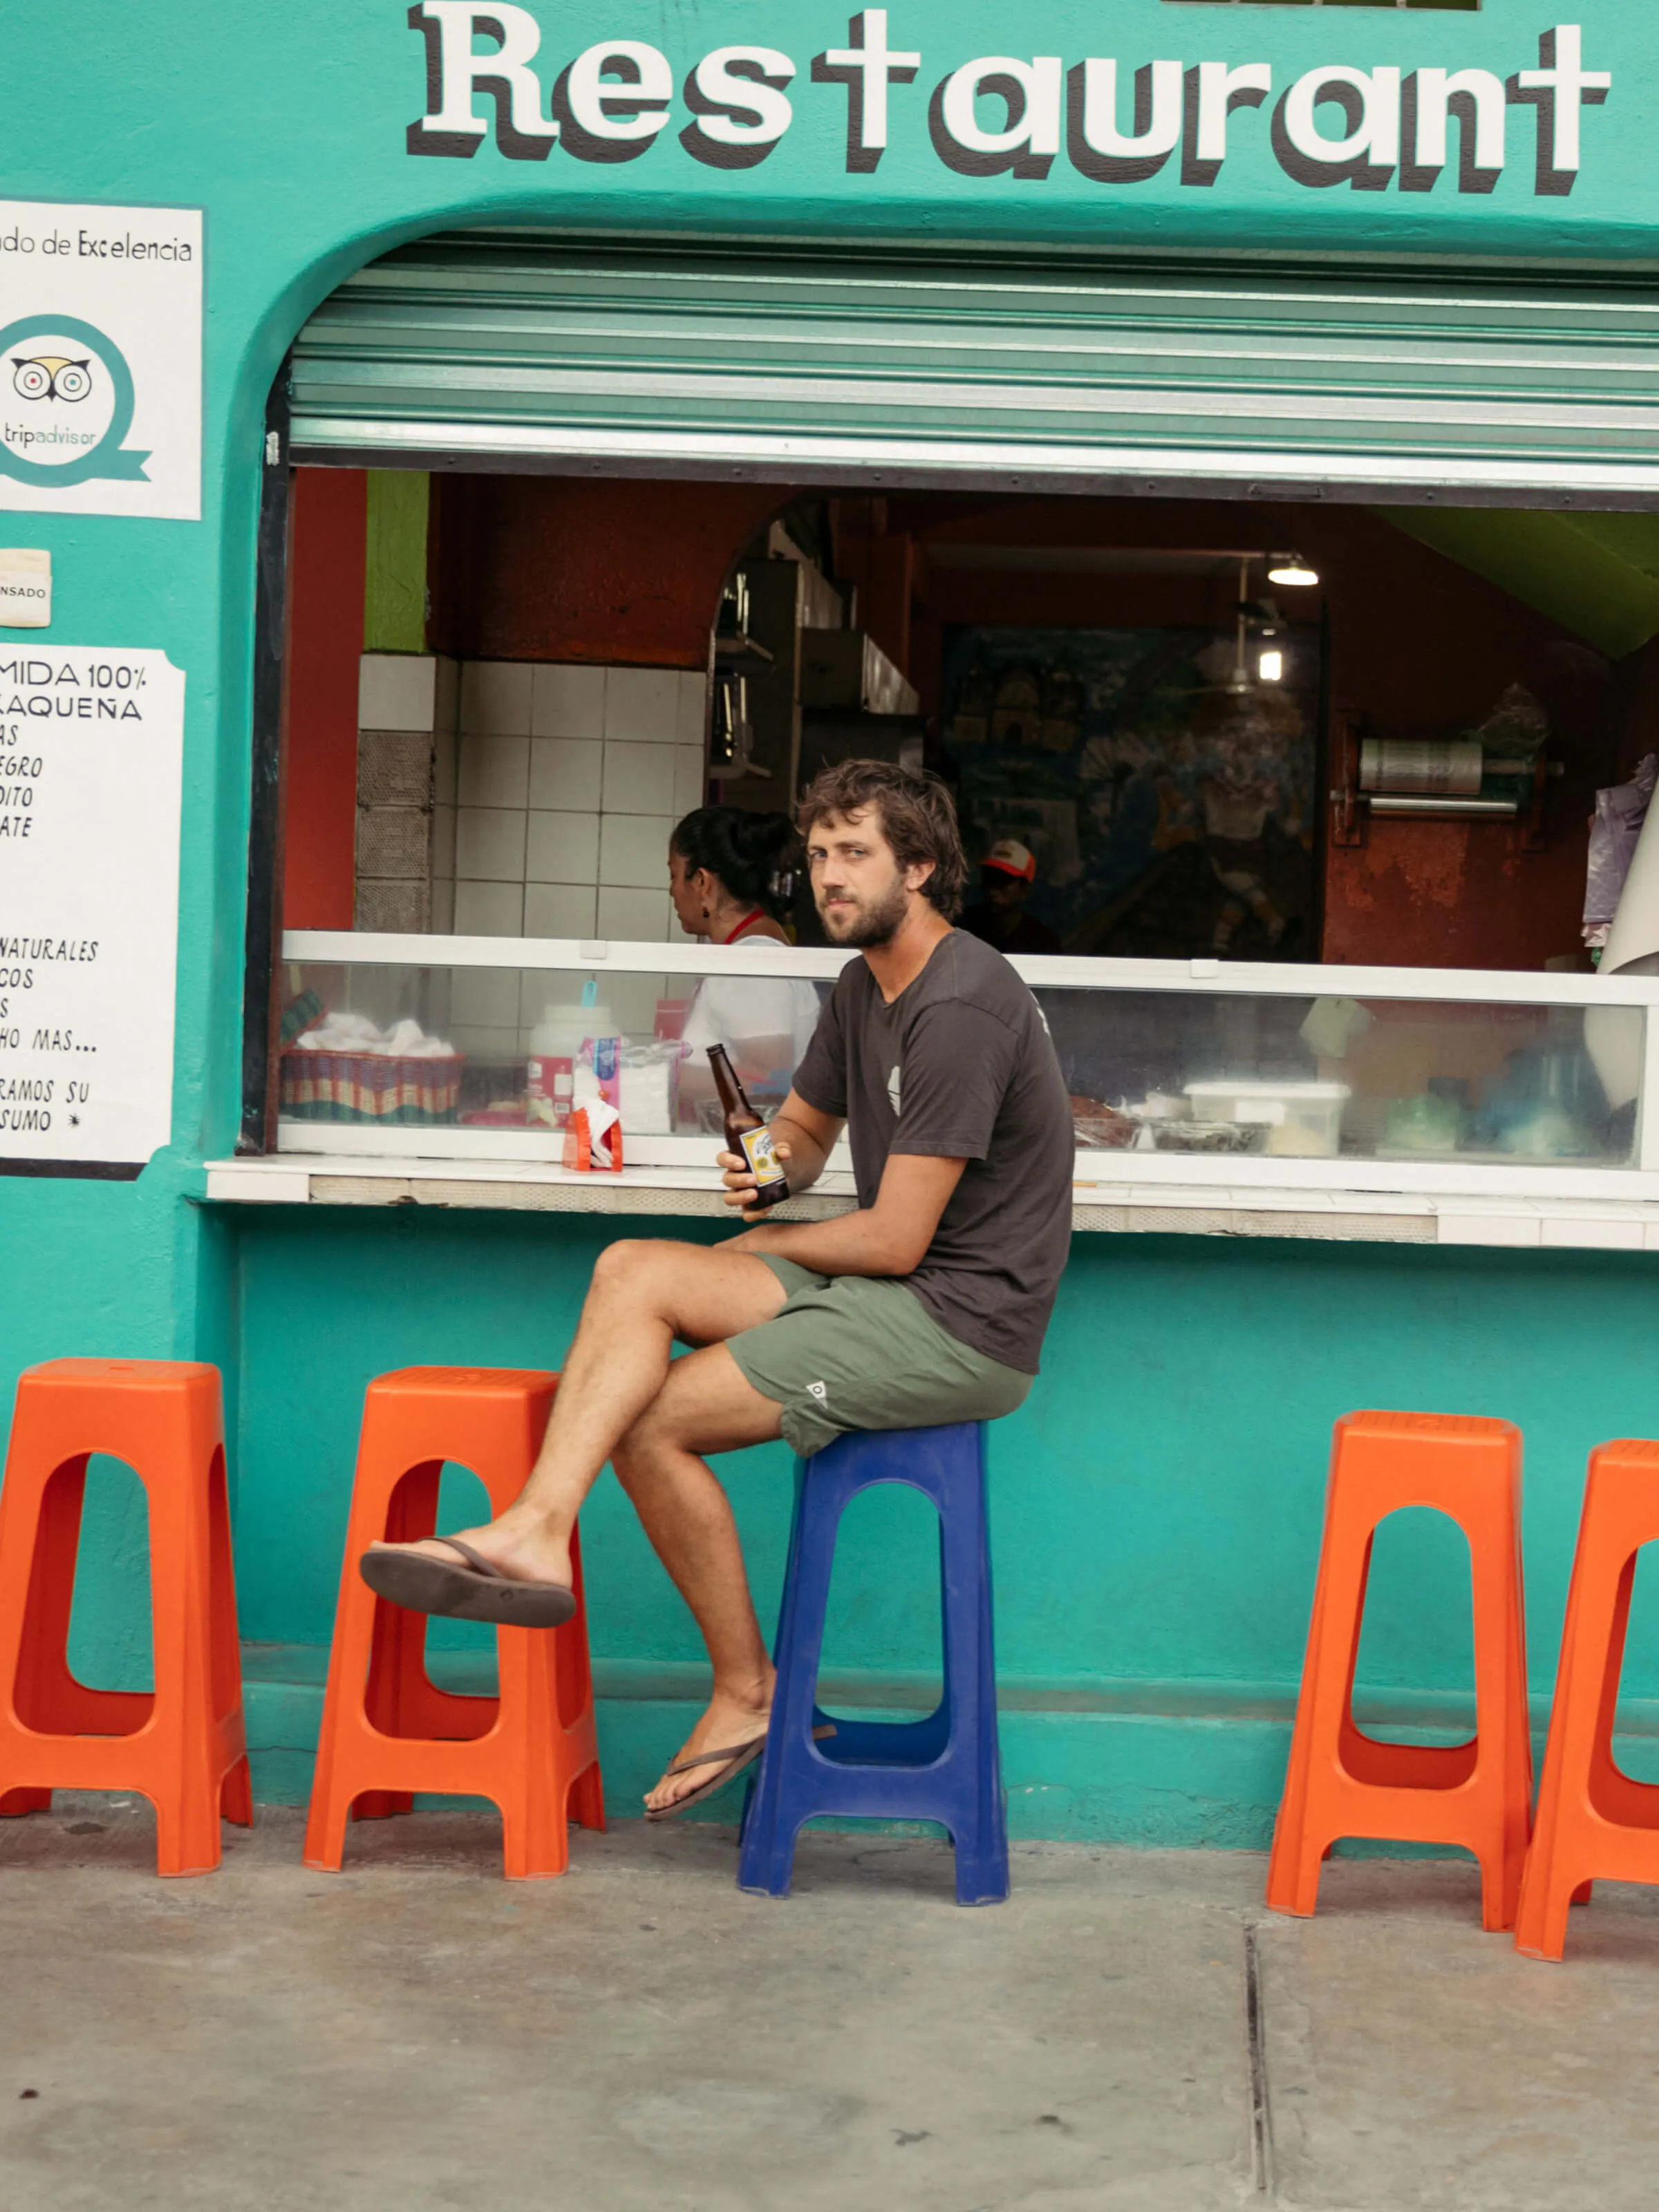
288, 234, 1659, 499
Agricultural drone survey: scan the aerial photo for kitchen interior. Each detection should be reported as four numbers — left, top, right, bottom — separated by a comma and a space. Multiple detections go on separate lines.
273, 473, 1659, 1172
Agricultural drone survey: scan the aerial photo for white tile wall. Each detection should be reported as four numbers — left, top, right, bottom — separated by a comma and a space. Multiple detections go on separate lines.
456, 807, 528, 882
532, 663, 606, 740
672, 743, 705, 818
359, 653, 438, 733
600, 811, 674, 890
527, 809, 600, 884
450, 662, 706, 946
449, 967, 523, 1029
524, 882, 598, 939
605, 666, 682, 744
433, 724, 458, 808
434, 657, 460, 739
603, 740, 676, 815
460, 660, 533, 737
453, 879, 525, 936
675, 670, 707, 747
597, 886, 671, 941
529, 737, 602, 812
458, 733, 529, 809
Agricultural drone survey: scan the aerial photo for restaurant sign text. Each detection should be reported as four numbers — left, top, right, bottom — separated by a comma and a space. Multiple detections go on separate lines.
406, 9, 1609, 199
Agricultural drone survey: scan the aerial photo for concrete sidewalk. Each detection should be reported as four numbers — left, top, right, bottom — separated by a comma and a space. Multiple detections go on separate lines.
3, 1802, 1657, 2211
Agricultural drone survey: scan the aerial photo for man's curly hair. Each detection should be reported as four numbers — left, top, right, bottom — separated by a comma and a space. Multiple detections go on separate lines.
795, 760, 967, 921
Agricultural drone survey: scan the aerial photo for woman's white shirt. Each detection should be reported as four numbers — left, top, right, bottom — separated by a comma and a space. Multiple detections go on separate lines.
680, 937, 823, 1082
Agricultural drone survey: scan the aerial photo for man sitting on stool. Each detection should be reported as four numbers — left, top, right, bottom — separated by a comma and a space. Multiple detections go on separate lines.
362, 761, 1075, 1819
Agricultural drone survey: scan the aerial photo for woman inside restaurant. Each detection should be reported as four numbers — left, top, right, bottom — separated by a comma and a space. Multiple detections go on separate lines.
668, 807, 823, 1125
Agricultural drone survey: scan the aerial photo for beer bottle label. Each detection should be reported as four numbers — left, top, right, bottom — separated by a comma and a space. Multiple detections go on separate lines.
740, 1125, 786, 1188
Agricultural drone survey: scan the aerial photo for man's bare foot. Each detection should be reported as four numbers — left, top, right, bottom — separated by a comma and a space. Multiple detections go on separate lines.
644, 1676, 776, 1816
365, 1508, 572, 1590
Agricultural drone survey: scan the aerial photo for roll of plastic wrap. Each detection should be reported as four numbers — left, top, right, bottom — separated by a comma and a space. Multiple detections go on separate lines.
1584, 800, 1659, 1109
1359, 739, 1484, 796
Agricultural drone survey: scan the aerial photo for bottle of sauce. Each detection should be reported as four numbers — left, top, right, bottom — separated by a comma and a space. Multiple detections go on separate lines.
707, 1042, 789, 1210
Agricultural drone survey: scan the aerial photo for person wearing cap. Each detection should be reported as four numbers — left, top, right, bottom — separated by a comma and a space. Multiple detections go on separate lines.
959, 839, 1065, 956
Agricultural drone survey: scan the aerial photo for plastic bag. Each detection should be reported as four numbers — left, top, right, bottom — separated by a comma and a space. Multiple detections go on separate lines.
1584, 753, 1658, 949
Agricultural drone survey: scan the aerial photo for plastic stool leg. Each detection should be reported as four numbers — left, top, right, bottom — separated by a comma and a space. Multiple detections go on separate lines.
357, 1463, 442, 1821
568, 1759, 605, 1832
221, 1759, 254, 1826
740, 1468, 834, 1898
1267, 1512, 1378, 1919
934, 1462, 1007, 1906
1516, 1521, 1638, 1960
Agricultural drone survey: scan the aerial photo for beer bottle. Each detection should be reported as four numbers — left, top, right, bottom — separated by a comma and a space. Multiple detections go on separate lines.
708, 1042, 789, 1210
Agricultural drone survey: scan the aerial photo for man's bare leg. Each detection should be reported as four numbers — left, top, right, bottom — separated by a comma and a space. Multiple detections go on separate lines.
366, 1237, 787, 1588
608, 1342, 790, 1812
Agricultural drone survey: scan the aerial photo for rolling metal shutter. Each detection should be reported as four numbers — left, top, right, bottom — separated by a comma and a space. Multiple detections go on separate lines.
288, 231, 1659, 506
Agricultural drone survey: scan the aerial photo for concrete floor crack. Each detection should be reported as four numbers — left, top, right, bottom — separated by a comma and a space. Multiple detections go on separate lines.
1242, 1919, 1277, 2200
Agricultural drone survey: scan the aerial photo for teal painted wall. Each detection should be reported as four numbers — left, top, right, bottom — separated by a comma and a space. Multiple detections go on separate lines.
223, 1214, 1659, 1693
6, 0, 1659, 1842
214, 1216, 1659, 1835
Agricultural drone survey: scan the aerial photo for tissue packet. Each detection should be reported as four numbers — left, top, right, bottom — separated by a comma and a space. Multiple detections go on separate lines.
563, 1099, 624, 1172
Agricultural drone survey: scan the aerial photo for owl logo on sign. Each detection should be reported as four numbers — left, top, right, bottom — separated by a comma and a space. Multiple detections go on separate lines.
12, 355, 93, 402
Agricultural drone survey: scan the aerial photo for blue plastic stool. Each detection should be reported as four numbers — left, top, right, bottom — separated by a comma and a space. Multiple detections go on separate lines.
738, 1421, 1009, 1906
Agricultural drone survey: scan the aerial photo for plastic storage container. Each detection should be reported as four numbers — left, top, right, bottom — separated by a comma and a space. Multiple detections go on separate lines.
528, 1003, 614, 1130
1183, 1079, 1351, 1159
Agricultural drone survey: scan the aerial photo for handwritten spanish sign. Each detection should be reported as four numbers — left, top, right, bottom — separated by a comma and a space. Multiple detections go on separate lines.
0, 647, 185, 1169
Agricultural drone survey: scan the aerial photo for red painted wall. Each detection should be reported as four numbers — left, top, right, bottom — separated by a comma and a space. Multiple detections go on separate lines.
283, 469, 366, 929
429, 476, 787, 666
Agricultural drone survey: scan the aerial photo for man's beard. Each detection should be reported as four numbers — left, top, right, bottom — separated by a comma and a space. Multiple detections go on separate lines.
818, 872, 912, 949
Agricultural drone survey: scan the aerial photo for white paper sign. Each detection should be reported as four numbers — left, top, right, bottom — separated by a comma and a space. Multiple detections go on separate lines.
0, 200, 202, 521
0, 550, 50, 627
0, 646, 185, 1167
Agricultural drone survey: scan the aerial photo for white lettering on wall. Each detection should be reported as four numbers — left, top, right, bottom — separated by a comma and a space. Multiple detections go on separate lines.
1279, 65, 1400, 188
815, 11, 921, 172
1407, 67, 1512, 191
1074, 59, 1182, 171
562, 40, 673, 144
407, 0, 559, 158
404, 10, 1612, 200
1192, 62, 1273, 173
686, 47, 798, 166
935, 55, 1062, 173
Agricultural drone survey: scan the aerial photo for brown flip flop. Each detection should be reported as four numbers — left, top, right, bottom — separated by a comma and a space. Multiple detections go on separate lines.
644, 1723, 836, 1823
358, 1535, 577, 1627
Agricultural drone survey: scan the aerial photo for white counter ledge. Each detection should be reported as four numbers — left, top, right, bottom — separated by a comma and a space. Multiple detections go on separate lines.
200, 1155, 1659, 1251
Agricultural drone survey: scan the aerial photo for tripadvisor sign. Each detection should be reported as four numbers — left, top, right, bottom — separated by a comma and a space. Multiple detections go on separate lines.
406, 7, 1610, 197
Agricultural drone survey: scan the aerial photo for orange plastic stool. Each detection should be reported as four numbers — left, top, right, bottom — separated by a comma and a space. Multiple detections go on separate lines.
0, 1358, 252, 1875
1515, 1439, 1659, 1962
303, 1367, 603, 1879
1266, 1410, 1531, 1930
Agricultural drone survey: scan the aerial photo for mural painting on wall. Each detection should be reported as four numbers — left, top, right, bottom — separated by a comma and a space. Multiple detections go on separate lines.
941, 627, 1318, 961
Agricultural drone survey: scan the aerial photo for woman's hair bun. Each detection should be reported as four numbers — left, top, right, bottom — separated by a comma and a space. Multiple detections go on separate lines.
671, 806, 801, 919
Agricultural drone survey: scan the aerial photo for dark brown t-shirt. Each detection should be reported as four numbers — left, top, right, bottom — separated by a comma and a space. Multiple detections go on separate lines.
792, 930, 1074, 1375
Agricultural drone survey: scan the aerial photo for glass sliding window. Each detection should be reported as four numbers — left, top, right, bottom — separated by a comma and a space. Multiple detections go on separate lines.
1042, 988, 1638, 1167
278, 957, 830, 1143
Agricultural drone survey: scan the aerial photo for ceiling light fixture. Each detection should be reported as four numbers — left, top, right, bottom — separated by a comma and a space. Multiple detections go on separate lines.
1267, 554, 1320, 588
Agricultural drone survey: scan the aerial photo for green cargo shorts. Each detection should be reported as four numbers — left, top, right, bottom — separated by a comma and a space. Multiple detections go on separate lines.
725, 1255, 1032, 1460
